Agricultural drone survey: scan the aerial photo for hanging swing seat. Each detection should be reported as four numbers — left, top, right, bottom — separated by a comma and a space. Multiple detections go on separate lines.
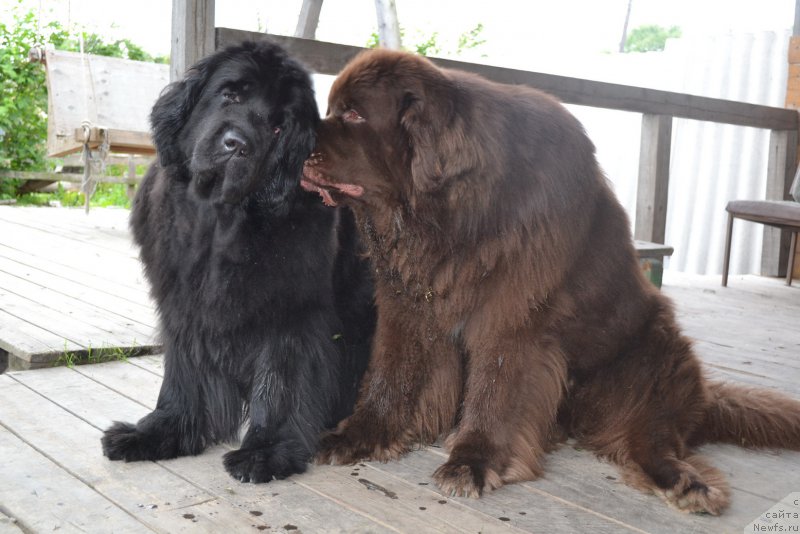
35, 48, 168, 158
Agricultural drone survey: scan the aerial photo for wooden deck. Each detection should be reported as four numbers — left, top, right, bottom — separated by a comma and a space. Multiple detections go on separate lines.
0, 206, 799, 533
0, 206, 159, 371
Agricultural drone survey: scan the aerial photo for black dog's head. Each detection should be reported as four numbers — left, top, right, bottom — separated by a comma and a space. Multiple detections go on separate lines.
150, 41, 319, 208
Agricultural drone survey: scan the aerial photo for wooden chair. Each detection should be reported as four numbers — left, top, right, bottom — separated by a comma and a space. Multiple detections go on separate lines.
722, 167, 800, 286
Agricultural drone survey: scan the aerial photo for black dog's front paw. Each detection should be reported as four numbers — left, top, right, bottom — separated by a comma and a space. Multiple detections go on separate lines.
223, 446, 309, 483
102, 421, 150, 461
101, 421, 180, 462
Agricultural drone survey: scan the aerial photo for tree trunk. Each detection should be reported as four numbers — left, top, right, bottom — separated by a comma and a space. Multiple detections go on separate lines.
295, 0, 324, 39
374, 0, 401, 49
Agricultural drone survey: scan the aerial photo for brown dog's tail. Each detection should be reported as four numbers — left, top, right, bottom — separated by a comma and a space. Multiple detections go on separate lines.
692, 381, 800, 449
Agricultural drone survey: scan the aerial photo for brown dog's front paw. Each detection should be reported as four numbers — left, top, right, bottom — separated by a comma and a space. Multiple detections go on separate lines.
315, 424, 411, 465
432, 458, 503, 498
315, 430, 368, 465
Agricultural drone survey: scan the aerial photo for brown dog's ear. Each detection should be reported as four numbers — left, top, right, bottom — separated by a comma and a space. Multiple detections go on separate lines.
399, 82, 482, 193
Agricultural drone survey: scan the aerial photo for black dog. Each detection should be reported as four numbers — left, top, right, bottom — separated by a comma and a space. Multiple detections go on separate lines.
101, 40, 374, 483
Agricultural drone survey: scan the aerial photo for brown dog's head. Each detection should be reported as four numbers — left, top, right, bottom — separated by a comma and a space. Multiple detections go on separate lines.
301, 49, 485, 209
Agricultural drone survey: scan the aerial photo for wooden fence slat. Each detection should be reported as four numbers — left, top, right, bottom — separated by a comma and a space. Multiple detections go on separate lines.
635, 114, 672, 244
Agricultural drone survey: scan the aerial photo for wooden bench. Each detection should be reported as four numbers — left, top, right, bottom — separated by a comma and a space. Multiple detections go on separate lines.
35, 48, 166, 158
0, 49, 167, 198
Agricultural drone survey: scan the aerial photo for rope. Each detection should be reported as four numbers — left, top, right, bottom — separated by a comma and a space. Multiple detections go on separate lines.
80, 122, 108, 214
77, 34, 106, 213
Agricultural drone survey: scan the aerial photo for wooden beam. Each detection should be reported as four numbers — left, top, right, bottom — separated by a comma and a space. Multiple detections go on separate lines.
295, 0, 324, 39
217, 29, 363, 74
635, 114, 673, 244
761, 129, 798, 276
216, 31, 799, 132
72, 128, 154, 155
170, 0, 215, 82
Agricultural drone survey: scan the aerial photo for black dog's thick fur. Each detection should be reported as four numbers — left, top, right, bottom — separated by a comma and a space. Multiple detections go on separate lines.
101, 41, 374, 483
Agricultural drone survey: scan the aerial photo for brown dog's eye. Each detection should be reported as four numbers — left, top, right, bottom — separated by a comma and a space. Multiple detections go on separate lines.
342, 109, 364, 123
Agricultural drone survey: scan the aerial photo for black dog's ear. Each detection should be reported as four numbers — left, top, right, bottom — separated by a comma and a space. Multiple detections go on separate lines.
150, 59, 212, 167
262, 77, 320, 209
399, 65, 482, 193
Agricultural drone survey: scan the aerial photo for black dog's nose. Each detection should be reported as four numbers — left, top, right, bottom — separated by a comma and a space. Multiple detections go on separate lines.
221, 130, 248, 155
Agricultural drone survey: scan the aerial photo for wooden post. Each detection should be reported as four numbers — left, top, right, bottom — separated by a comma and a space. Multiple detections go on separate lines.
635, 114, 673, 244
295, 0, 324, 39
170, 0, 215, 82
786, 9, 800, 278
761, 128, 798, 276
374, 0, 401, 49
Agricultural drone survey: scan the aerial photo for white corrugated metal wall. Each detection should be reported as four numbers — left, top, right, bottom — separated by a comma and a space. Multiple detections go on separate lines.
565, 31, 791, 276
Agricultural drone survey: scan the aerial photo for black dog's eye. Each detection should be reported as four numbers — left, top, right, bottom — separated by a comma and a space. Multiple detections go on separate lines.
222, 91, 240, 103
342, 109, 365, 123
273, 126, 282, 135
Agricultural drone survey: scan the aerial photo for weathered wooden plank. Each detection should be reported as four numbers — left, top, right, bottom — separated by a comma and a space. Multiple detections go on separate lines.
215, 30, 799, 132
127, 354, 166, 375
0, 255, 156, 329
0, 373, 290, 533
0, 510, 25, 534
0, 271, 154, 347
0, 243, 153, 316
70, 358, 531, 532
8, 367, 393, 533
529, 444, 767, 533
635, 114, 672, 244
0, 233, 146, 294
296, 461, 530, 533
707, 443, 800, 502
0, 308, 83, 364
165, 451, 398, 534
370, 448, 653, 533
0, 207, 139, 257
73, 127, 154, 156
74, 359, 163, 411
0, 428, 152, 534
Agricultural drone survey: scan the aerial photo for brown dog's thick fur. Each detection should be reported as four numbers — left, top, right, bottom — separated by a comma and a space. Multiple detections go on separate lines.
301, 49, 800, 515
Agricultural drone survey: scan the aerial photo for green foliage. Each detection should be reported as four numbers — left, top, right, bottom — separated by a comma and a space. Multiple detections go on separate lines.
16, 182, 134, 208
0, 2, 164, 202
57, 33, 168, 63
0, 5, 68, 173
54, 340, 141, 368
367, 23, 486, 58
456, 23, 486, 55
412, 32, 442, 57
624, 24, 682, 53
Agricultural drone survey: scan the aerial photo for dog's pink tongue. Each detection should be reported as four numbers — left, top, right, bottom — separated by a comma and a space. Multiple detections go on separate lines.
336, 184, 364, 197
300, 179, 337, 207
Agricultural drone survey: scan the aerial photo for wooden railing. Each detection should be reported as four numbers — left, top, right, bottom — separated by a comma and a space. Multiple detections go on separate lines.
214, 28, 800, 277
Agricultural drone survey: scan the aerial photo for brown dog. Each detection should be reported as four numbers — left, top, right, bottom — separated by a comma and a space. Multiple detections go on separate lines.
301, 49, 800, 515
